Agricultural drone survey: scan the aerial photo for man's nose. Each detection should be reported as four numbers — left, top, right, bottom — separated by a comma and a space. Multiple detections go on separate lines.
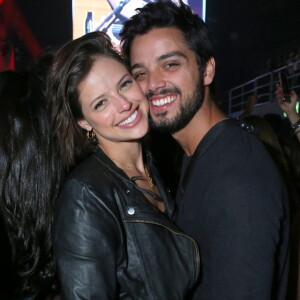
147, 70, 166, 93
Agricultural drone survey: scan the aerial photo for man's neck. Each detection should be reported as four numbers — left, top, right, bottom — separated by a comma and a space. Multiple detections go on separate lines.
172, 99, 226, 156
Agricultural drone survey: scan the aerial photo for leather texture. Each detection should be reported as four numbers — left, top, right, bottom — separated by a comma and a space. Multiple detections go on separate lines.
52, 149, 200, 299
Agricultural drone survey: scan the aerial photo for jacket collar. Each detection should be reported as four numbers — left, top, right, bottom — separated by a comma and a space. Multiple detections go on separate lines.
91, 148, 176, 218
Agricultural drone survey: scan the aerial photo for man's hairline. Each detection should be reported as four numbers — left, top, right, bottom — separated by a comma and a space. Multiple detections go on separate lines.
125, 25, 189, 62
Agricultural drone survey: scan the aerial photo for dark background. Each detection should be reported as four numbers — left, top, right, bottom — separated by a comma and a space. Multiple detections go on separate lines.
11, 0, 300, 110
206, 0, 300, 108
13, 0, 72, 70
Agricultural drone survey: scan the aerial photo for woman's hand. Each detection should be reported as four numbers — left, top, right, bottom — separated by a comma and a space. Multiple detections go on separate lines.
276, 85, 299, 122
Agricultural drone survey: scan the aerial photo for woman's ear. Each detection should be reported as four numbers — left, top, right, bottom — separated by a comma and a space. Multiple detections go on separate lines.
77, 119, 92, 132
203, 57, 216, 86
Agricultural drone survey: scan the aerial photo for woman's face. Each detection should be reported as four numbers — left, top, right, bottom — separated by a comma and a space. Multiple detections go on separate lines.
77, 56, 149, 146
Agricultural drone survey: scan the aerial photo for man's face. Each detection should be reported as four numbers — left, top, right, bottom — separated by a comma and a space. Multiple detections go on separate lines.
130, 27, 204, 133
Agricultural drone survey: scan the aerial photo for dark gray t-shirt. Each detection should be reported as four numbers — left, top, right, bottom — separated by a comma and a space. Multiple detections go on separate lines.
176, 118, 289, 300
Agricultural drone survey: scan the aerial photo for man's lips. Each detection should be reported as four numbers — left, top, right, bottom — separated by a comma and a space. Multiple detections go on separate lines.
151, 95, 177, 107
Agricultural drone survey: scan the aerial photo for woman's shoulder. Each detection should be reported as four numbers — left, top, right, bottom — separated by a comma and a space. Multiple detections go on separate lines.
68, 152, 104, 180
57, 153, 121, 216
61, 152, 115, 198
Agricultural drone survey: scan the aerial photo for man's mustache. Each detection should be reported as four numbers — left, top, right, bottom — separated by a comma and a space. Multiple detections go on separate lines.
146, 88, 181, 100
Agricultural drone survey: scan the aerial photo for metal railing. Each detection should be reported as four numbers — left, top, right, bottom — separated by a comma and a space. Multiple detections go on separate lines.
228, 59, 300, 116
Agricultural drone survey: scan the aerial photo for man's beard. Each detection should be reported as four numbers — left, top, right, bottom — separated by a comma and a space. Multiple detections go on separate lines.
148, 79, 204, 134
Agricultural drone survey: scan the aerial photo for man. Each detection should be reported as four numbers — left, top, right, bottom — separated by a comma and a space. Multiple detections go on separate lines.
120, 1, 290, 299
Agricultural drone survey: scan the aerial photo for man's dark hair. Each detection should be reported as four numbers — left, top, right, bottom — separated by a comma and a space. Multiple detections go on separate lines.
120, 0, 215, 75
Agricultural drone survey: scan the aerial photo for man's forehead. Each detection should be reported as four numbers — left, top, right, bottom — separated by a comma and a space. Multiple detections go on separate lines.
130, 28, 191, 65
131, 27, 186, 47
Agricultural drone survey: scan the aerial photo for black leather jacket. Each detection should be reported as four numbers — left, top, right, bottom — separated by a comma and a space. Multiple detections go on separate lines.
52, 149, 200, 300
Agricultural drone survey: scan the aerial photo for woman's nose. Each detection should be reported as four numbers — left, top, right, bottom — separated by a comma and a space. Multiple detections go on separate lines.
114, 95, 132, 112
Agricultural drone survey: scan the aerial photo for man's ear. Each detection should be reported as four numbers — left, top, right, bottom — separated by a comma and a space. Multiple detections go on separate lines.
77, 119, 92, 132
203, 57, 215, 86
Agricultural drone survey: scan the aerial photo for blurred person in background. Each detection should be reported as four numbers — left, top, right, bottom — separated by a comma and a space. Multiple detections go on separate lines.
276, 88, 300, 143
275, 87, 300, 300
0, 67, 63, 299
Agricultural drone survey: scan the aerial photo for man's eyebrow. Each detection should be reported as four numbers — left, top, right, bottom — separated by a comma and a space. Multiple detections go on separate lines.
131, 62, 144, 71
158, 51, 187, 61
131, 51, 187, 71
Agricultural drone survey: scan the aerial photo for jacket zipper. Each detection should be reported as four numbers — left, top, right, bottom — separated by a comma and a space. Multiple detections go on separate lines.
124, 219, 200, 284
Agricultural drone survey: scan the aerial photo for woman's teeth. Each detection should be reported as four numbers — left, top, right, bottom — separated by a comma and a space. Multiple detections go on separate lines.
118, 109, 138, 126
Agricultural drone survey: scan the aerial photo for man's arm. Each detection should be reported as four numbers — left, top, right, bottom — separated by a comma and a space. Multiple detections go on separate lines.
205, 157, 289, 300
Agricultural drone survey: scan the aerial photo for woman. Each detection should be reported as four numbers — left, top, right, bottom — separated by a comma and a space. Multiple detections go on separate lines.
275, 87, 300, 299
48, 31, 200, 299
0, 69, 62, 299
276, 85, 300, 142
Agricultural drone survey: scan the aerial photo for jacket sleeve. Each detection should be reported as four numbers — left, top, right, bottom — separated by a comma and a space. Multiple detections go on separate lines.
52, 179, 122, 300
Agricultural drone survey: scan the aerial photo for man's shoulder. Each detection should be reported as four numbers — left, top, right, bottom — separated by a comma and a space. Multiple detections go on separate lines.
196, 118, 274, 165
185, 119, 287, 202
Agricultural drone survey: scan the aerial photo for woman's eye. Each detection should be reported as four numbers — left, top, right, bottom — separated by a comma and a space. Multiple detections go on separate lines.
120, 80, 133, 89
94, 100, 106, 110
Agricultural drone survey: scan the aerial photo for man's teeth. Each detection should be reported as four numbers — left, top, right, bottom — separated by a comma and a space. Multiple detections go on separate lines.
118, 110, 138, 126
152, 96, 176, 107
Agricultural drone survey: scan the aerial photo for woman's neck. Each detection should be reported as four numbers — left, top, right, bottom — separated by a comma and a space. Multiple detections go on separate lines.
99, 140, 145, 173
100, 140, 165, 212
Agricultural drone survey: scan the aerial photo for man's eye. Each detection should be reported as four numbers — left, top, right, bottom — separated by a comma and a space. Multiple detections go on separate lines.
133, 71, 146, 80
165, 62, 180, 69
